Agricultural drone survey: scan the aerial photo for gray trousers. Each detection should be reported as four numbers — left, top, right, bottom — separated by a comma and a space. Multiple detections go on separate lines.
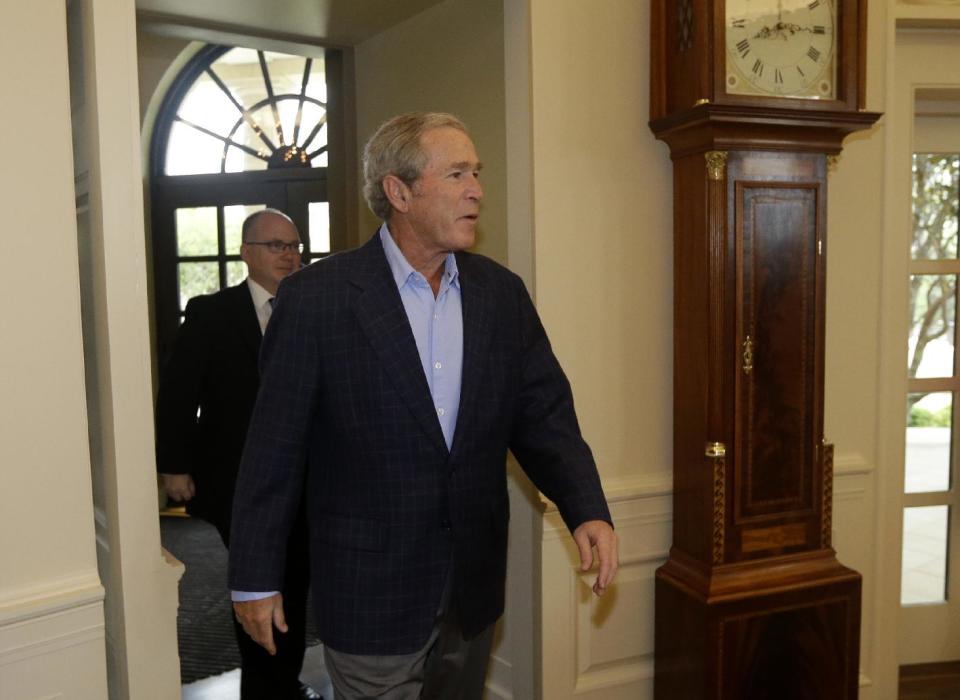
322, 582, 494, 700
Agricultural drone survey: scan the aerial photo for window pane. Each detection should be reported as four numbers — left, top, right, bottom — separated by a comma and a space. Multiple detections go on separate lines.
178, 262, 219, 311
902, 505, 949, 605
166, 121, 226, 175
226, 260, 246, 287
214, 48, 269, 114
908, 274, 956, 378
176, 71, 241, 140
906, 392, 953, 493
165, 48, 327, 175
224, 204, 266, 255
303, 56, 327, 103
176, 207, 218, 257
224, 121, 270, 173
309, 127, 329, 168
264, 52, 307, 93
912, 154, 959, 261
309, 201, 330, 254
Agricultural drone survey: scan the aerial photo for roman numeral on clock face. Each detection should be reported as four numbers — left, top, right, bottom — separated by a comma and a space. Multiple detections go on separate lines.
737, 39, 750, 57
732, 18, 746, 28
807, 46, 821, 62
752, 59, 763, 76
808, 0, 821, 9
774, 68, 783, 84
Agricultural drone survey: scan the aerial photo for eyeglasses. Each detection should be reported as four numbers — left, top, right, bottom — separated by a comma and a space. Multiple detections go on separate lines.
244, 240, 304, 254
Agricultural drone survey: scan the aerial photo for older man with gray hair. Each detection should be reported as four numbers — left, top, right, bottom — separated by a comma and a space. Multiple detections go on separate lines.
229, 113, 617, 699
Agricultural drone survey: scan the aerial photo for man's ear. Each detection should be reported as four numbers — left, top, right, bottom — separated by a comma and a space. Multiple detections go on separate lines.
383, 175, 411, 213
239, 242, 252, 266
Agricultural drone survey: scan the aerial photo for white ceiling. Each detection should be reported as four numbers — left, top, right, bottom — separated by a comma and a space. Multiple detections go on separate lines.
136, 0, 447, 47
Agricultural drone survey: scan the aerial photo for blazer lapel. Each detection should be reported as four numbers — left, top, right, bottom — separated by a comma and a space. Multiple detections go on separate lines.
350, 236, 449, 457
450, 253, 495, 459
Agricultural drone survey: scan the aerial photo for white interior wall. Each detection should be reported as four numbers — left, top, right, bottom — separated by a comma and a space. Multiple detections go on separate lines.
71, 0, 183, 696
0, 3, 108, 698
353, 0, 507, 263
527, 1, 673, 697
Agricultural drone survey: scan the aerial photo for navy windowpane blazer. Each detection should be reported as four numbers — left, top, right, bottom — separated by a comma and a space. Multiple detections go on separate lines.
228, 232, 612, 655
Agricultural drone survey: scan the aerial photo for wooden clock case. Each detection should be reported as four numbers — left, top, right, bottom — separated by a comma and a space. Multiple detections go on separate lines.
649, 0, 881, 696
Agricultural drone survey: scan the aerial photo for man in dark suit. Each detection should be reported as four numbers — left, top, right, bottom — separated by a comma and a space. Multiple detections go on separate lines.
229, 113, 618, 699
155, 209, 320, 699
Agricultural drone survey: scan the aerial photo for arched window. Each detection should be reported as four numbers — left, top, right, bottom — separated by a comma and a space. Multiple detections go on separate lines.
150, 43, 347, 359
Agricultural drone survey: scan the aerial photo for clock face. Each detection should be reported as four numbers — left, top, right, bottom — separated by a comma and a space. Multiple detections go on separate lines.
725, 0, 837, 99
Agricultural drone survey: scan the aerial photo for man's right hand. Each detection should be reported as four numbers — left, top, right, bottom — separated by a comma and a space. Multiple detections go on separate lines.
160, 473, 196, 502
233, 594, 287, 655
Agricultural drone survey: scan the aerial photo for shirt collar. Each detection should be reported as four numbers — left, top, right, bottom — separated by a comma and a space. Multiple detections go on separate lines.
379, 223, 459, 291
246, 277, 273, 309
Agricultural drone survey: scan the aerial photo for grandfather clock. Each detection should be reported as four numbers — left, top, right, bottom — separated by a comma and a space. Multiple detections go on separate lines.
649, 0, 880, 697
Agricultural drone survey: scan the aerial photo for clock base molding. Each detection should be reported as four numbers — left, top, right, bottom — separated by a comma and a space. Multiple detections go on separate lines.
654, 550, 861, 699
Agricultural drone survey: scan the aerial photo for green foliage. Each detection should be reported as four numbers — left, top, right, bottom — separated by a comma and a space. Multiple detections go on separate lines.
908, 154, 960, 378
178, 262, 219, 310
176, 206, 218, 256
908, 404, 952, 428
912, 154, 959, 261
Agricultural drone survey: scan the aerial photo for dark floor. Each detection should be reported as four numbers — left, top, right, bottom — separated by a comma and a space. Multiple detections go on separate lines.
160, 514, 331, 697
901, 662, 960, 700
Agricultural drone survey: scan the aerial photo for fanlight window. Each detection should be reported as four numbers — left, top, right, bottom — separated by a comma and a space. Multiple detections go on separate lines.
164, 47, 328, 175
150, 43, 343, 361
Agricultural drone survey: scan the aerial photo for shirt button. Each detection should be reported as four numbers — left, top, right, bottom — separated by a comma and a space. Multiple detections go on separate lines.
434, 362, 442, 370
437, 407, 445, 416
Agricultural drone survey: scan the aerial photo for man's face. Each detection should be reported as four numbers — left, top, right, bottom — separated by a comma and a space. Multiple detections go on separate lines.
240, 212, 302, 294
405, 127, 483, 255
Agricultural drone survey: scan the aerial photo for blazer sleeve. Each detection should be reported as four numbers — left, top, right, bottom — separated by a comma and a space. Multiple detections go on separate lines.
508, 281, 613, 534
228, 276, 319, 591
155, 295, 213, 476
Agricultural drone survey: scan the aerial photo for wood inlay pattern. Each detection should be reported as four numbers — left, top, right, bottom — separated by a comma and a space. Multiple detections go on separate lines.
713, 456, 726, 564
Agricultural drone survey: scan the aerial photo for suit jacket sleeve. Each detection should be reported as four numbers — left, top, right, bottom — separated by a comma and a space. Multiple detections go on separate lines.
155, 295, 213, 476
508, 282, 612, 533
228, 276, 318, 591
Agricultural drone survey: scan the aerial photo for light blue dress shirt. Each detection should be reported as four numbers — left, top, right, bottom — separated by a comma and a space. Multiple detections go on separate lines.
379, 224, 463, 450
233, 225, 465, 602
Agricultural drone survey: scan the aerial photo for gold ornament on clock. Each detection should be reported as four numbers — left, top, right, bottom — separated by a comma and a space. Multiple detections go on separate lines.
725, 0, 837, 99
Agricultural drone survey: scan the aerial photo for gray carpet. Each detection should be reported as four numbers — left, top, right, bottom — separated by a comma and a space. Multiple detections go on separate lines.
160, 515, 320, 684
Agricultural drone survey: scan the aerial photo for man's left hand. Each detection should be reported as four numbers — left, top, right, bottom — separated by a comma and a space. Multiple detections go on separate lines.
573, 520, 619, 596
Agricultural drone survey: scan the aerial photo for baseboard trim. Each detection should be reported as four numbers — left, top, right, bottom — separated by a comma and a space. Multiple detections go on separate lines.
0, 574, 105, 670
0, 572, 104, 627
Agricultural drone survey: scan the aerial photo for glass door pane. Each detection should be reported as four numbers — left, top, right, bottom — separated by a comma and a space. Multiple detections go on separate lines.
906, 392, 953, 493
176, 206, 218, 256
902, 505, 950, 605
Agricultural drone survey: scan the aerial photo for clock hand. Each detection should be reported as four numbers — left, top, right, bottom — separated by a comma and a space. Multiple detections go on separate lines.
753, 21, 802, 39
